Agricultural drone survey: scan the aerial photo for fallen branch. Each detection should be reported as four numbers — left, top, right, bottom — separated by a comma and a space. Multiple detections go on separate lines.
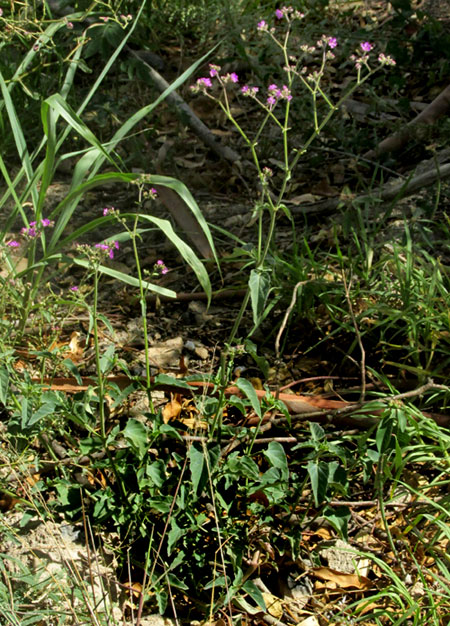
289, 160, 450, 216
364, 84, 450, 160
33, 375, 450, 429
127, 47, 241, 164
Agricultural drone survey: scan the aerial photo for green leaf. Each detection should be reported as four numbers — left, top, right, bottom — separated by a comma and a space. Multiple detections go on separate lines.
153, 374, 192, 390
244, 339, 269, 378
0, 367, 9, 404
123, 418, 149, 460
226, 454, 260, 481
100, 344, 115, 374
242, 580, 267, 611
264, 441, 289, 481
23, 399, 57, 429
189, 443, 207, 497
310, 422, 325, 442
45, 93, 118, 168
72, 258, 177, 297
322, 505, 350, 541
188, 443, 219, 497
167, 518, 185, 555
307, 460, 329, 506
62, 358, 82, 385
235, 378, 262, 419
146, 460, 167, 488
249, 268, 271, 326
137, 213, 211, 302
376, 415, 394, 454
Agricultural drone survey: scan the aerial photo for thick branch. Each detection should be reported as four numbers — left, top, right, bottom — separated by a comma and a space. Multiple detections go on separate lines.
364, 84, 450, 160
290, 160, 450, 216
127, 48, 241, 164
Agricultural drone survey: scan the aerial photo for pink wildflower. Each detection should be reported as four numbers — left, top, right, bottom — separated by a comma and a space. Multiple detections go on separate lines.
328, 37, 338, 49
360, 41, 372, 52
197, 77, 212, 88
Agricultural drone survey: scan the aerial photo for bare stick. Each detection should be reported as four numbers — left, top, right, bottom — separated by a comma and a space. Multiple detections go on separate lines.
289, 161, 450, 216
127, 48, 241, 164
275, 281, 308, 360
364, 84, 450, 160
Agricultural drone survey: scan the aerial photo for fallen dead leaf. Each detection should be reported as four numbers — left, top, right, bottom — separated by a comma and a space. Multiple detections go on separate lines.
261, 592, 284, 618
311, 567, 372, 590
162, 396, 183, 423
297, 616, 320, 626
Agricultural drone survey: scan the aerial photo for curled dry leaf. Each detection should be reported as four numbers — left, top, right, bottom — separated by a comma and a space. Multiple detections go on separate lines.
311, 566, 372, 590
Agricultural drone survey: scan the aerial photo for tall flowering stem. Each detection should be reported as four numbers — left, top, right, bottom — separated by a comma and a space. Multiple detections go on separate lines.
191, 10, 395, 345
130, 214, 155, 412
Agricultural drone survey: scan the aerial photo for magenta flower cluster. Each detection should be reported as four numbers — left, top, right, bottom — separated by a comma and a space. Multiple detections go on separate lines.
192, 63, 293, 109
21, 218, 53, 238
328, 37, 338, 49
191, 65, 240, 94
95, 240, 119, 259
155, 259, 169, 275
102, 206, 117, 216
4, 217, 54, 248
241, 85, 260, 97
350, 42, 396, 70
267, 83, 292, 107
258, 7, 304, 25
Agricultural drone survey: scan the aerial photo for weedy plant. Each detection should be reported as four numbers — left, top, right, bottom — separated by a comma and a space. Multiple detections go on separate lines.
1, 3, 450, 625
0, 0, 215, 342
190, 7, 396, 342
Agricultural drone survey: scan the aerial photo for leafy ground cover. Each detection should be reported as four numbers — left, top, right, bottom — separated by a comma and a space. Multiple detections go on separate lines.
0, 1, 449, 624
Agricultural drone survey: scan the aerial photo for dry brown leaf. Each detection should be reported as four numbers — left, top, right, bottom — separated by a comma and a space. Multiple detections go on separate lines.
261, 592, 284, 618
297, 617, 320, 626
311, 567, 372, 590
286, 193, 319, 205
163, 396, 183, 423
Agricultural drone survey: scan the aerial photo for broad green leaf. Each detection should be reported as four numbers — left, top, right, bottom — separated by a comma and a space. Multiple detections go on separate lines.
235, 378, 262, 419
189, 443, 207, 497
146, 460, 167, 488
24, 400, 57, 429
167, 518, 185, 555
225, 454, 260, 480
249, 268, 271, 326
62, 359, 82, 385
310, 422, 325, 442
188, 443, 219, 497
242, 580, 267, 611
244, 339, 269, 378
153, 374, 192, 390
322, 505, 350, 541
264, 441, 289, 481
123, 418, 149, 459
307, 460, 329, 506
100, 344, 115, 374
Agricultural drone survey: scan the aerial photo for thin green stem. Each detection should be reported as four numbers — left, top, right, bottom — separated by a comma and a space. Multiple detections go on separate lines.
92, 268, 106, 440
131, 215, 155, 413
